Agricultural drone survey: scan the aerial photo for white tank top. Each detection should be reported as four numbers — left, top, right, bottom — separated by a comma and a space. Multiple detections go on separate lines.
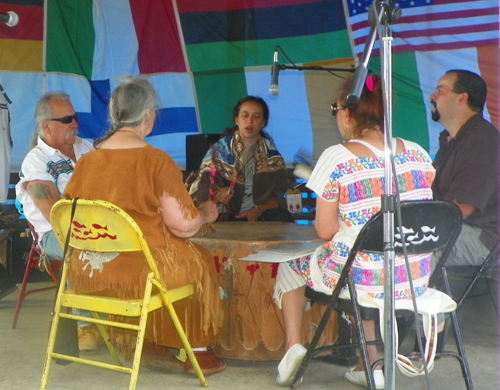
348, 138, 398, 157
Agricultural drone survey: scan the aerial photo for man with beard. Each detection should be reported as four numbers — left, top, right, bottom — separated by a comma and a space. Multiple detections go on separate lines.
15, 92, 96, 352
429, 69, 498, 268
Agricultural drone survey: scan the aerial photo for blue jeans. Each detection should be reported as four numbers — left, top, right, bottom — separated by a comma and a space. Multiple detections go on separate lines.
40, 230, 64, 262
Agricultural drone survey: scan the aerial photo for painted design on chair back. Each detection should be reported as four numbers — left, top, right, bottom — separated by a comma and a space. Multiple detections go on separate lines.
71, 220, 117, 241
395, 225, 439, 247
78, 250, 119, 277
70, 219, 120, 277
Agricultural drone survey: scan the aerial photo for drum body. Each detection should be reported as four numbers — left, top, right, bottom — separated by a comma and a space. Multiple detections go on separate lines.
192, 222, 338, 361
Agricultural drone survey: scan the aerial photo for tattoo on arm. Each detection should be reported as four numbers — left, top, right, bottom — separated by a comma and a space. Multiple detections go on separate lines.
28, 183, 54, 200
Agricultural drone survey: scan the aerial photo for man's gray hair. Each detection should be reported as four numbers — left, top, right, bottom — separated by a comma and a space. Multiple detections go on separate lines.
30, 91, 71, 148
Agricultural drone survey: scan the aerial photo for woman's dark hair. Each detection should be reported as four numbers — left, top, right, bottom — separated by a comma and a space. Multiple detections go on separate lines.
446, 69, 486, 112
222, 95, 271, 139
337, 74, 384, 138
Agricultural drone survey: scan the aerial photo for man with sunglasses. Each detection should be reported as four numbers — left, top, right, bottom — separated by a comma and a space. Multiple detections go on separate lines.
15, 92, 96, 352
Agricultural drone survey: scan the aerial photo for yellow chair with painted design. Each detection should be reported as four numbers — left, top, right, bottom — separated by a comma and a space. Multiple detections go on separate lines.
40, 198, 207, 389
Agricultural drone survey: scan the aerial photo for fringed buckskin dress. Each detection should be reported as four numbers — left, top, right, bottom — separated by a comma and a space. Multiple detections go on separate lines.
63, 145, 222, 358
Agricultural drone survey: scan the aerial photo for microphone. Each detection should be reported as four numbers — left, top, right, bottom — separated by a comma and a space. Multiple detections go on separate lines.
346, 65, 368, 106
0, 11, 19, 27
269, 49, 280, 96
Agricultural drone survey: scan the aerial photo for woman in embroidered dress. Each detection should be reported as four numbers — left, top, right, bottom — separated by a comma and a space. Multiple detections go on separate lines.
273, 75, 436, 388
189, 96, 294, 222
63, 76, 225, 375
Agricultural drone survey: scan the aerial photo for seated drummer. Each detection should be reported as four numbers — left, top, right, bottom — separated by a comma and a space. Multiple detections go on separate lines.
189, 96, 294, 222
62, 76, 225, 375
273, 75, 437, 388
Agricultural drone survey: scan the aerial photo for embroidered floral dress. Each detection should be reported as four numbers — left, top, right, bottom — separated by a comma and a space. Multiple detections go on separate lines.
288, 139, 435, 299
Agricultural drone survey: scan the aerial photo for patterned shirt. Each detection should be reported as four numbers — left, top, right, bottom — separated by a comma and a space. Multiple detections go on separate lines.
293, 139, 435, 299
16, 137, 93, 239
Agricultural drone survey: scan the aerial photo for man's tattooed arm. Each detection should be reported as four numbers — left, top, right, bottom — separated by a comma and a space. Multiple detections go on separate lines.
27, 183, 54, 200
25, 180, 60, 222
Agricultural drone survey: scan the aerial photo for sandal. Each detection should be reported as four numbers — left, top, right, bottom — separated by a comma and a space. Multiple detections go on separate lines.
185, 349, 226, 376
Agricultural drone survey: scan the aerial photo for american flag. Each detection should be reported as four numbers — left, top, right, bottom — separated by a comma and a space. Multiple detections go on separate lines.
344, 0, 499, 56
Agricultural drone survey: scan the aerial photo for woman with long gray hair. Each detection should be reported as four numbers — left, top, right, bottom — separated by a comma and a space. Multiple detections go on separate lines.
63, 76, 225, 375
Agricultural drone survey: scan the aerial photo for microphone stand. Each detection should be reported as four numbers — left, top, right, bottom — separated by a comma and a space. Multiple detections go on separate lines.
269, 46, 355, 96
348, 2, 401, 389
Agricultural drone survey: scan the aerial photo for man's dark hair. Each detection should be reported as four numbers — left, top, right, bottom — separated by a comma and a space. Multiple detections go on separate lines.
446, 69, 487, 112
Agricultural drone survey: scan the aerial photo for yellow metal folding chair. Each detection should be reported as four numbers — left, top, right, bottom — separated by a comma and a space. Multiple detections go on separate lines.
40, 198, 207, 389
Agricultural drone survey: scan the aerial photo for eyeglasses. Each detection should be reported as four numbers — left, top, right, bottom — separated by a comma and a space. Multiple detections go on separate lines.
48, 114, 78, 124
330, 102, 344, 118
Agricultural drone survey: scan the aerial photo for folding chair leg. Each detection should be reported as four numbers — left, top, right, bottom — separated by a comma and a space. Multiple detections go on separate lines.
485, 278, 499, 320
11, 252, 35, 329
159, 290, 208, 387
127, 277, 156, 390
91, 311, 122, 367
291, 304, 335, 390
442, 268, 474, 390
11, 250, 57, 329
456, 263, 490, 310
348, 278, 377, 390
291, 276, 376, 390
40, 264, 69, 390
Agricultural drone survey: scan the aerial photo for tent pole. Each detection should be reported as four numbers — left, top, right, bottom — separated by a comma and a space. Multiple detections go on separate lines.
42, 0, 48, 94
170, 0, 203, 136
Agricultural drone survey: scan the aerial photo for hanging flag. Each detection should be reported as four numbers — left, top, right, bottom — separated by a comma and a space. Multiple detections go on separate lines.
177, 0, 352, 163
344, 0, 499, 154
346, 0, 499, 56
5, 0, 497, 170
0, 1, 44, 168
0, 0, 43, 72
43, 0, 198, 167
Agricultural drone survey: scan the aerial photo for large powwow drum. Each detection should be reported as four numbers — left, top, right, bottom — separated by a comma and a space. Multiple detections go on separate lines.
192, 222, 338, 361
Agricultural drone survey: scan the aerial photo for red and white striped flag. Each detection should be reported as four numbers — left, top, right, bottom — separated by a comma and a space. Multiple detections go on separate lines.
345, 0, 499, 56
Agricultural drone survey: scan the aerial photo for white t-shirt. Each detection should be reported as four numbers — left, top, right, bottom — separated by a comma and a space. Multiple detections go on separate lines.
16, 137, 93, 240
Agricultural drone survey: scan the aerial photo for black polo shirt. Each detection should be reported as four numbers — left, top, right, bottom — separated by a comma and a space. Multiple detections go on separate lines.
432, 113, 499, 250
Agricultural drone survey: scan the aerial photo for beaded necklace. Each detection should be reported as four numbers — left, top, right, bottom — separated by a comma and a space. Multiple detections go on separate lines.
348, 126, 383, 140
116, 129, 143, 140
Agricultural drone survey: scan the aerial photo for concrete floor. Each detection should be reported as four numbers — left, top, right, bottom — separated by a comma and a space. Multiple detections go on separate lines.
0, 275, 498, 390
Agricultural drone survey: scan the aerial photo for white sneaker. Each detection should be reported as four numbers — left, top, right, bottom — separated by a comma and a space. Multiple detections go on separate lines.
276, 344, 307, 386
345, 367, 385, 389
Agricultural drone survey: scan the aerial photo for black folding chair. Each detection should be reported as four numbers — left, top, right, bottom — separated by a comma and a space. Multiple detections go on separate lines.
291, 200, 474, 390
442, 242, 499, 319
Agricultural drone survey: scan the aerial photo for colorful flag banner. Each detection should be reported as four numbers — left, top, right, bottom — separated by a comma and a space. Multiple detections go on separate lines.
346, 0, 499, 56
1, 0, 498, 171
344, 0, 499, 154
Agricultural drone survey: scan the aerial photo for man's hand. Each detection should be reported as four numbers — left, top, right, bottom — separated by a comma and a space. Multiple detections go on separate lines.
235, 206, 262, 222
25, 180, 60, 222
452, 201, 476, 219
